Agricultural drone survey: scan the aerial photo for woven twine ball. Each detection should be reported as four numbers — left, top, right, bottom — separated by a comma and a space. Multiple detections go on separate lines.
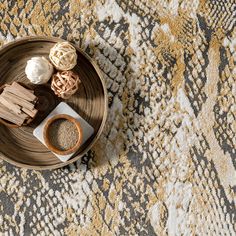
49, 42, 77, 71
51, 71, 81, 99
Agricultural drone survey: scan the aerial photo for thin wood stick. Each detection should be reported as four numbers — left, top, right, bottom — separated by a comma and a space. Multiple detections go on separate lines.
0, 103, 25, 125
0, 96, 22, 114
12, 82, 36, 101
22, 107, 38, 118
4, 85, 36, 102
2, 91, 35, 110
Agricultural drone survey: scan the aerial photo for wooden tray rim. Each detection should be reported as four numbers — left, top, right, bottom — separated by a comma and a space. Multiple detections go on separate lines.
0, 36, 108, 170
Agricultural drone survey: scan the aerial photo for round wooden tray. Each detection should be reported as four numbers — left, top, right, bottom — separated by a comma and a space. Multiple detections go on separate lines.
0, 36, 107, 170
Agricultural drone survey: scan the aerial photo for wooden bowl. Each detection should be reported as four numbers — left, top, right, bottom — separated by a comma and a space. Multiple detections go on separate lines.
0, 36, 108, 170
0, 83, 38, 128
43, 114, 83, 155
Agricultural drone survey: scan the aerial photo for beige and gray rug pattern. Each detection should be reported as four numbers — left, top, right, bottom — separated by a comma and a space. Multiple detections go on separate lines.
0, 0, 235, 235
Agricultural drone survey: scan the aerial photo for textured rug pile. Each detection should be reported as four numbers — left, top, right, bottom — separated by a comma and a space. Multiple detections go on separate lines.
0, 0, 235, 235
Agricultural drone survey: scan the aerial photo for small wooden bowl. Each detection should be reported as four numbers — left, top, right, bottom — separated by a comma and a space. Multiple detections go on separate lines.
0, 83, 38, 128
43, 114, 83, 155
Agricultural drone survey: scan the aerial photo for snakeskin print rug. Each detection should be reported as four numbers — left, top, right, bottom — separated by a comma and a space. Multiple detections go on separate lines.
0, 0, 235, 235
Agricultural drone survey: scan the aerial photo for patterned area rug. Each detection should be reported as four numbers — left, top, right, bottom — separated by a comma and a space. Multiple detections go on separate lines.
0, 0, 235, 235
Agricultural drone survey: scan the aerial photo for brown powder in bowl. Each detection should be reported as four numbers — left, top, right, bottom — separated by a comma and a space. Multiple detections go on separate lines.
48, 118, 79, 151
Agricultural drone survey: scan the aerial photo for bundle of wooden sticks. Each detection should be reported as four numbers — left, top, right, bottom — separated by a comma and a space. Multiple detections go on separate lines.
0, 82, 38, 126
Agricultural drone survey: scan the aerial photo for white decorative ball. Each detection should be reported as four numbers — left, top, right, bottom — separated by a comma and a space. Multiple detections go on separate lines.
49, 42, 77, 71
25, 57, 53, 84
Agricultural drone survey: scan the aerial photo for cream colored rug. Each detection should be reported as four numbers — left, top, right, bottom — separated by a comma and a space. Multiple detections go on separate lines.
0, 0, 235, 235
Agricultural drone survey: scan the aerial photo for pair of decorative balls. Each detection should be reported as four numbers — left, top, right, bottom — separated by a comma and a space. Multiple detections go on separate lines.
25, 42, 80, 99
